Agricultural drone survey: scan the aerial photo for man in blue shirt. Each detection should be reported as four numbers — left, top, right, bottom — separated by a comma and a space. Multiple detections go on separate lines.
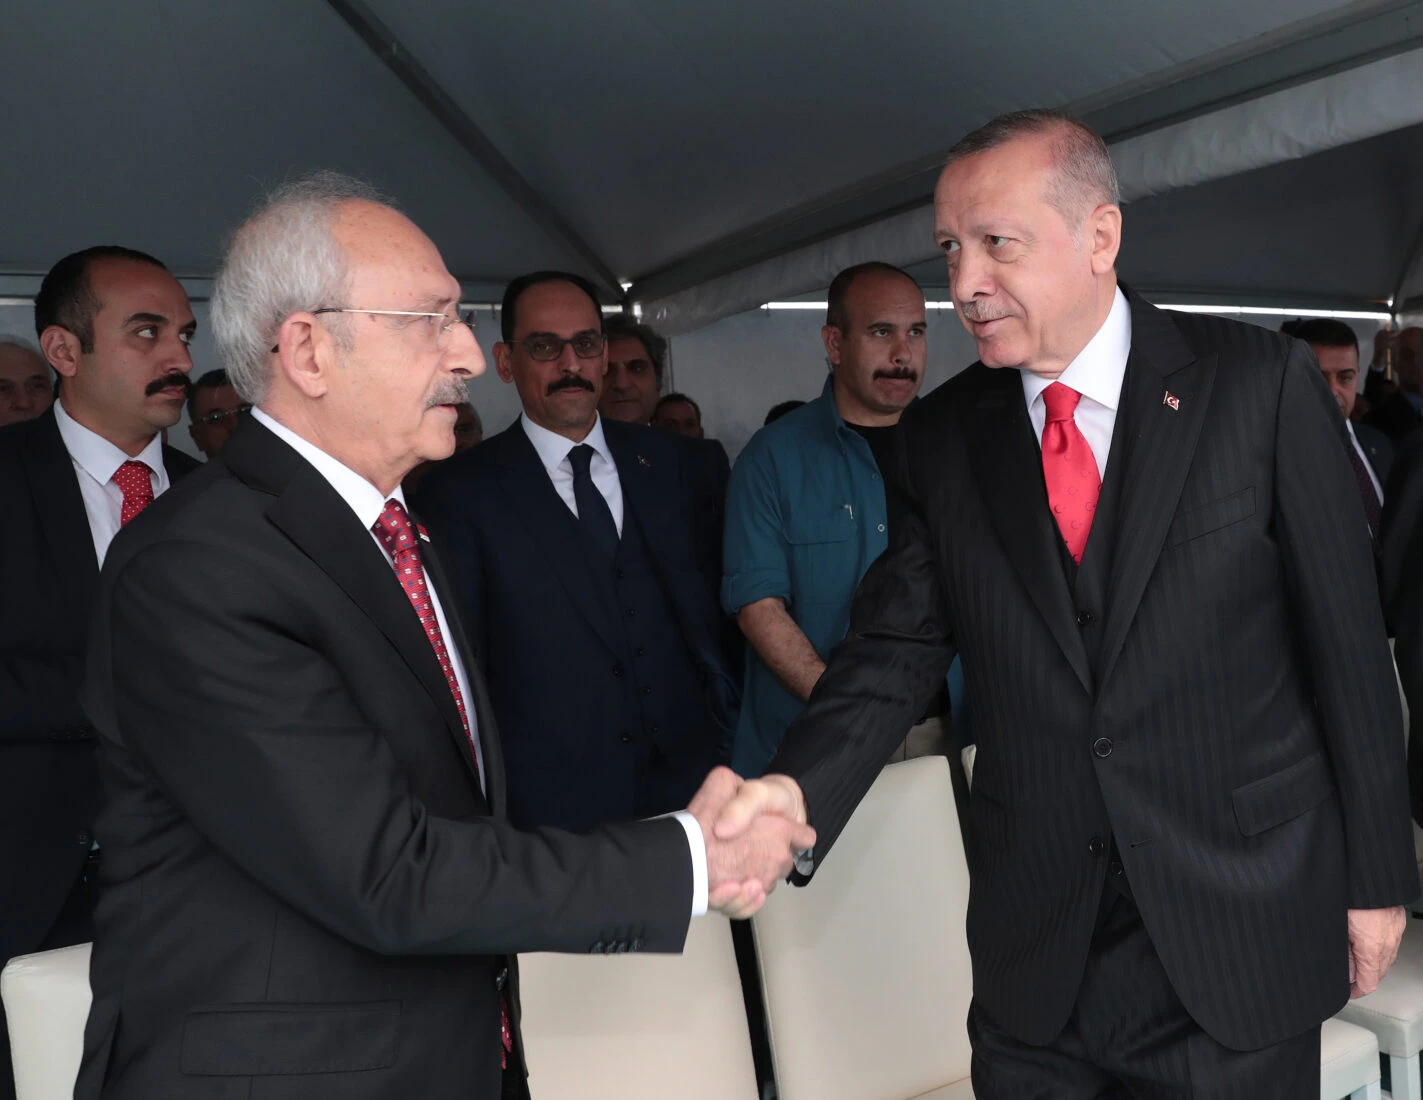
722, 262, 934, 776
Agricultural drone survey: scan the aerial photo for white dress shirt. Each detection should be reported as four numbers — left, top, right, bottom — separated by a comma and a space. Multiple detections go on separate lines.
255, 408, 708, 916
1021, 287, 1133, 478
520, 412, 624, 533
1345, 420, 1385, 503
53, 398, 171, 567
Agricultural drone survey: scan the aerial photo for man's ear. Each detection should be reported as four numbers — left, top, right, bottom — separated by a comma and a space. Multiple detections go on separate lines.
273, 314, 331, 399
40, 325, 82, 380
821, 324, 844, 368
1087, 204, 1122, 276
493, 342, 516, 384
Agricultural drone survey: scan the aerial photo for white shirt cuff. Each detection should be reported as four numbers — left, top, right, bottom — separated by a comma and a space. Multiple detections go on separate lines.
672, 810, 709, 918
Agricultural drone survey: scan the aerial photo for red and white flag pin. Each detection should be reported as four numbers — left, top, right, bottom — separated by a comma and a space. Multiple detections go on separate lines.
1162, 391, 1180, 411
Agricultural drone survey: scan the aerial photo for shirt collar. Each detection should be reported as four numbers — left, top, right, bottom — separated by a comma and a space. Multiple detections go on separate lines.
1021, 286, 1132, 414
520, 412, 614, 476
251, 407, 404, 531
53, 397, 165, 485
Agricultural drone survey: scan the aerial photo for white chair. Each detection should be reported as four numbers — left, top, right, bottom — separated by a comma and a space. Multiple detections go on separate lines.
1335, 919, 1423, 1100
1, 942, 93, 1100
752, 756, 973, 1100
518, 911, 758, 1099
1322, 1016, 1382, 1099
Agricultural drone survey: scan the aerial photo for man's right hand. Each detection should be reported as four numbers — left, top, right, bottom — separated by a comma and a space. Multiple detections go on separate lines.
688, 767, 815, 920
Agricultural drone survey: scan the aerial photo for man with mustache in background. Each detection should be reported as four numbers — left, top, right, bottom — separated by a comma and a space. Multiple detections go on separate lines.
417, 272, 738, 832
0, 246, 199, 1100
722, 262, 932, 777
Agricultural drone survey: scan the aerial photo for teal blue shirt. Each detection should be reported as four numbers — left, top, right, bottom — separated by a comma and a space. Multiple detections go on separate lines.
721, 376, 890, 776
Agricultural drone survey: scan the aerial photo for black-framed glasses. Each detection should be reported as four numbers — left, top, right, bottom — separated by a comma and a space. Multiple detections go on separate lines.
518, 330, 605, 362
195, 404, 253, 426
270, 307, 476, 353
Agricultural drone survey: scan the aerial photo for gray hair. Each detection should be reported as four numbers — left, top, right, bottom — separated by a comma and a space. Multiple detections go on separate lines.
212, 171, 394, 403
944, 109, 1120, 238
0, 336, 44, 360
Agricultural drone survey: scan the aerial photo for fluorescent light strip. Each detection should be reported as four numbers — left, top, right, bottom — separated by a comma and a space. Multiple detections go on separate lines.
1154, 303, 1392, 321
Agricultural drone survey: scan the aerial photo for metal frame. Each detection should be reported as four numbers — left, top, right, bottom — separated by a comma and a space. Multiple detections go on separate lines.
628, 0, 1423, 305
323, 0, 625, 300
1392, 216, 1423, 317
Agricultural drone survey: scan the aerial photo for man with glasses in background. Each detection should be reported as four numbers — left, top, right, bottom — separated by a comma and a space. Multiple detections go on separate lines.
418, 271, 737, 832
186, 367, 250, 458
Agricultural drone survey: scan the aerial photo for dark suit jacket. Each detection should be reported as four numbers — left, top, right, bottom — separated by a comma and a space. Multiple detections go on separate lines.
769, 294, 1416, 1051
0, 407, 197, 963
417, 418, 738, 830
75, 418, 693, 1100
1383, 431, 1423, 822
1356, 422, 1394, 493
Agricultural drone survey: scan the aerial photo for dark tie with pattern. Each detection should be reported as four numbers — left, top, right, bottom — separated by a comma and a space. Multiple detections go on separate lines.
568, 444, 619, 558
1346, 439, 1382, 538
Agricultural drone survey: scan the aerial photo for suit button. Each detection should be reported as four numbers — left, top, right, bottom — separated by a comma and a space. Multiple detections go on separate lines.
1087, 836, 1105, 857
625, 608, 636, 618
634, 647, 645, 658
1076, 610, 1094, 627
1093, 737, 1113, 758
1109, 860, 1124, 876
616, 570, 626, 581
612, 665, 623, 677
76, 831, 93, 847
620, 732, 633, 744
642, 686, 652, 696
648, 724, 659, 736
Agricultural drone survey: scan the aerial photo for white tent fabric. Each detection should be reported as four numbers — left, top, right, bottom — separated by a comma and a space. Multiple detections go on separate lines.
642, 45, 1423, 333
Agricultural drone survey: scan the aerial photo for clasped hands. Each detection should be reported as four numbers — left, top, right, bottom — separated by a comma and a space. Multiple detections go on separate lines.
687, 766, 813, 919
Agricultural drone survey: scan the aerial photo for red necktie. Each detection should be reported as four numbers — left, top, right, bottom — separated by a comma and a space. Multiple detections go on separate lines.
370, 499, 512, 1068
113, 460, 155, 526
1041, 383, 1101, 563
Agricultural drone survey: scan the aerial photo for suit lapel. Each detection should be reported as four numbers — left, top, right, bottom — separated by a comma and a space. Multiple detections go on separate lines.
23, 410, 99, 616
495, 428, 624, 656
222, 421, 486, 797
1096, 300, 1217, 690
966, 373, 1092, 695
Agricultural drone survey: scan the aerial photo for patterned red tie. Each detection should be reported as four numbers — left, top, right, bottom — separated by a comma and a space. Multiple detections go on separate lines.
112, 460, 155, 526
1041, 383, 1101, 564
370, 499, 512, 1068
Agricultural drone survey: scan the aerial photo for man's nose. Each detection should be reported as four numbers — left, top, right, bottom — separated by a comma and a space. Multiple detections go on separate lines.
951, 248, 993, 305
446, 321, 485, 377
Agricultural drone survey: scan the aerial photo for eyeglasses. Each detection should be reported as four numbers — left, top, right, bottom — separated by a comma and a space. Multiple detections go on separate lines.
270, 307, 476, 353
195, 404, 253, 426
518, 330, 606, 362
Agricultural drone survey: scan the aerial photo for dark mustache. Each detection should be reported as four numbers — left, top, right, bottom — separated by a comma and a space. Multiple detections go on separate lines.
547, 374, 595, 395
146, 372, 191, 397
874, 368, 918, 381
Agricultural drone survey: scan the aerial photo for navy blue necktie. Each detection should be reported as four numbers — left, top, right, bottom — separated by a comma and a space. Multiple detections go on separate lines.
569, 444, 619, 558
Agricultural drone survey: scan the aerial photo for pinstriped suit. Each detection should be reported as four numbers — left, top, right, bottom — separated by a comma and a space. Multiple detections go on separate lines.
770, 293, 1416, 1078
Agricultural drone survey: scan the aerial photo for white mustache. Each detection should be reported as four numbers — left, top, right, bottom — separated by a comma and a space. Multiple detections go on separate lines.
958, 302, 1012, 323
426, 378, 470, 408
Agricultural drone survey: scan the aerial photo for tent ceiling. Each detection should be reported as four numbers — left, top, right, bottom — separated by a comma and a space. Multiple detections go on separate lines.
3, 0, 1421, 324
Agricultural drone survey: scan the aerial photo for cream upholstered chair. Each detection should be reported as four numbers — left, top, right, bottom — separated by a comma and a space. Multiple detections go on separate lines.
752, 756, 973, 1100
1321, 1016, 1382, 1099
517, 911, 758, 1099
1, 942, 92, 1100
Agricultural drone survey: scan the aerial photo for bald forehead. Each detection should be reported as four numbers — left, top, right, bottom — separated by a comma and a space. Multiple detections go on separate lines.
335, 200, 460, 307
0, 343, 47, 377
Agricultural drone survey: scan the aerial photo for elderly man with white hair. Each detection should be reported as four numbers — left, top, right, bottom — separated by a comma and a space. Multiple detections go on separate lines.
73, 172, 812, 1100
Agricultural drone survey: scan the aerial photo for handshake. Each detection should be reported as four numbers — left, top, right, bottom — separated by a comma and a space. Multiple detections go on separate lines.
687, 766, 814, 920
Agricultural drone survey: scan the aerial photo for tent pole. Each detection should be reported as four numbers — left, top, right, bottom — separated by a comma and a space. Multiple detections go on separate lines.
323, 0, 625, 301
1391, 216, 1423, 322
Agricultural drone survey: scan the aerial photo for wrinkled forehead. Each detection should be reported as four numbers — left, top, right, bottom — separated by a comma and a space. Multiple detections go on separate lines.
934, 137, 1058, 229
336, 200, 460, 309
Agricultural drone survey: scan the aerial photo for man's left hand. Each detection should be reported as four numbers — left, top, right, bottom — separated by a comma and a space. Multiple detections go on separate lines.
1348, 905, 1408, 998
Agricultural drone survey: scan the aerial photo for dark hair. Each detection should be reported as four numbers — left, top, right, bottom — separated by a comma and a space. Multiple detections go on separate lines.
603, 313, 669, 383
945, 108, 1120, 231
35, 246, 170, 353
1280, 318, 1358, 357
826, 262, 918, 333
499, 271, 603, 343
764, 399, 806, 425
654, 392, 701, 423
187, 368, 231, 419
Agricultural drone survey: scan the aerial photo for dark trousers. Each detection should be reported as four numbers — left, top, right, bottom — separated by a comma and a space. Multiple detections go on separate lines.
969, 888, 1320, 1099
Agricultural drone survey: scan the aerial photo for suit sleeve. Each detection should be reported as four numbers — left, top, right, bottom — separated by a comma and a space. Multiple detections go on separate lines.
97, 538, 693, 956
1381, 437, 1423, 823
1274, 340, 1418, 907
766, 423, 956, 879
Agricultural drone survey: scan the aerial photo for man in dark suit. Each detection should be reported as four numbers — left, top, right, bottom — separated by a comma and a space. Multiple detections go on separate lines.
0, 245, 199, 1099
1384, 432, 1423, 824
718, 110, 1415, 1095
1283, 317, 1392, 536
75, 175, 807, 1100
418, 273, 738, 832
